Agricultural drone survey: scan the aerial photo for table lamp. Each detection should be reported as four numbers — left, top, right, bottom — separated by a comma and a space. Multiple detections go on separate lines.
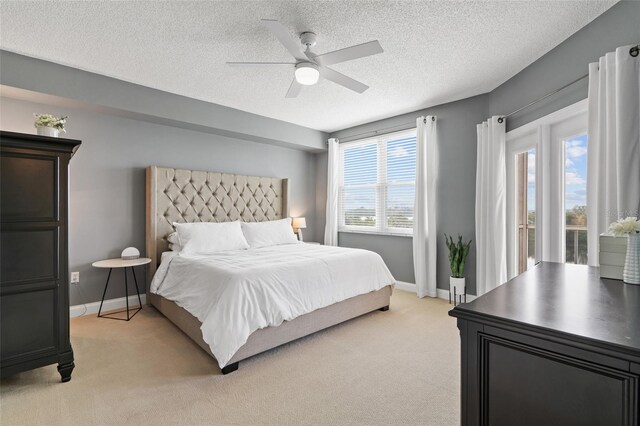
292, 217, 307, 241
121, 247, 140, 260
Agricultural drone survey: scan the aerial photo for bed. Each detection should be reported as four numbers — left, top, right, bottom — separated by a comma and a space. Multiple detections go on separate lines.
146, 166, 394, 374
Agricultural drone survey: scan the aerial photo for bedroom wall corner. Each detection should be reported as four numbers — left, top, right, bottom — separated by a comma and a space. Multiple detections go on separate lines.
489, 0, 640, 131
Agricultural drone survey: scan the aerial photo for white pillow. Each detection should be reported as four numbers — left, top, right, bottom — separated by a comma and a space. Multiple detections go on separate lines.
241, 218, 299, 248
167, 232, 181, 252
174, 221, 249, 255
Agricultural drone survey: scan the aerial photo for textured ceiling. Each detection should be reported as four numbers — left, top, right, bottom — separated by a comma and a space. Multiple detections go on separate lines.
0, 1, 616, 133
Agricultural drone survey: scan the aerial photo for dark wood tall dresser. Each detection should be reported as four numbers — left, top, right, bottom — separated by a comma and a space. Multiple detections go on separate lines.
0, 131, 81, 382
450, 262, 640, 426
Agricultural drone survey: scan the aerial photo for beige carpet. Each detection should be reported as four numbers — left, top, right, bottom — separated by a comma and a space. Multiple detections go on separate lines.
0, 290, 460, 426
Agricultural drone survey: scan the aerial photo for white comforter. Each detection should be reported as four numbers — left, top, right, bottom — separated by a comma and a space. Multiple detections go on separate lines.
150, 243, 395, 367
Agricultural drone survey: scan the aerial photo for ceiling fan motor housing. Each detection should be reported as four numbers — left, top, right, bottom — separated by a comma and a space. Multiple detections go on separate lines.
300, 32, 317, 48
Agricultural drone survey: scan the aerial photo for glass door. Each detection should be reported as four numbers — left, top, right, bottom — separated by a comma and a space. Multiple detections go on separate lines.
564, 134, 588, 264
506, 100, 588, 278
506, 129, 538, 278
516, 148, 537, 273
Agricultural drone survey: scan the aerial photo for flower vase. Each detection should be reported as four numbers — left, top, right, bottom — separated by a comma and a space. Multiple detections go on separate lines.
623, 233, 640, 285
37, 127, 59, 137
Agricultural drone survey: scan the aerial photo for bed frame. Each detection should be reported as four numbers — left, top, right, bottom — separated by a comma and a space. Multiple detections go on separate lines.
146, 166, 391, 374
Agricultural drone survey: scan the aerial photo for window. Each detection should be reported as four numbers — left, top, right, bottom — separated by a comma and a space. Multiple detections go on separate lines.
338, 129, 417, 235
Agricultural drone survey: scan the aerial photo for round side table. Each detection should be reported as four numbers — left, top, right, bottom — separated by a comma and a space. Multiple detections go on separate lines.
91, 257, 151, 321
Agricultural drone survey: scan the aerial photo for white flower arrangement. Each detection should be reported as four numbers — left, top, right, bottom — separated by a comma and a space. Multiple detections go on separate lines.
608, 217, 640, 236
33, 113, 67, 132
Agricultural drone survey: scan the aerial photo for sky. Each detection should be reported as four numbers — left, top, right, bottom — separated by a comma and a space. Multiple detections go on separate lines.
527, 148, 536, 214
527, 133, 588, 212
564, 134, 588, 210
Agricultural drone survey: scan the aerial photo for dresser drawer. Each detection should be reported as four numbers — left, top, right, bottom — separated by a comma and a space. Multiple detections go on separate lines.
0, 226, 59, 286
1, 289, 58, 363
0, 152, 58, 221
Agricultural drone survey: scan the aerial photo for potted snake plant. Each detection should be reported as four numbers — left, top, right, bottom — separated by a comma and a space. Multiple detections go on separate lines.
445, 234, 472, 304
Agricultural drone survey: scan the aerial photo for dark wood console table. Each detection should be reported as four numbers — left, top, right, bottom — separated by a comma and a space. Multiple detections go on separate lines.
449, 262, 640, 426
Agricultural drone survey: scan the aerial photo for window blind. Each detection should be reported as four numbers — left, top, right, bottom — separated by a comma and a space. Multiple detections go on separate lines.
338, 128, 417, 235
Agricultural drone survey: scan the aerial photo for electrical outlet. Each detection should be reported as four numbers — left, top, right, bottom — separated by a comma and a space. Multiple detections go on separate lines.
70, 272, 80, 284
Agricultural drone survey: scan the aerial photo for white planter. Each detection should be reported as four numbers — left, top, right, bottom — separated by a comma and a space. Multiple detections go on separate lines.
450, 277, 466, 304
37, 126, 60, 137
623, 233, 640, 285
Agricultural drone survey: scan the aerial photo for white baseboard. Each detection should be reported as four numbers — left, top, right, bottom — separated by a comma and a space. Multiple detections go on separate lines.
395, 281, 477, 303
394, 281, 417, 293
70, 294, 147, 318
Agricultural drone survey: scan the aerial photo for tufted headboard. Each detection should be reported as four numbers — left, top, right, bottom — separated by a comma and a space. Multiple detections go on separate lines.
145, 166, 289, 292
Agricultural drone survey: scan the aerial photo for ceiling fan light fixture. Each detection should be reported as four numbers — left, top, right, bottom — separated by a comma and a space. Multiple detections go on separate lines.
294, 62, 319, 86
230, 20, 383, 97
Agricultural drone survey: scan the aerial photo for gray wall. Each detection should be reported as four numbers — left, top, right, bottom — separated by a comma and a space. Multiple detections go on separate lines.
324, 95, 489, 294
489, 1, 640, 131
0, 96, 321, 306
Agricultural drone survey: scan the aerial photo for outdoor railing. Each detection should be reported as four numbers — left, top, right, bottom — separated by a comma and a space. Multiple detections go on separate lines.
565, 225, 588, 265
520, 224, 588, 265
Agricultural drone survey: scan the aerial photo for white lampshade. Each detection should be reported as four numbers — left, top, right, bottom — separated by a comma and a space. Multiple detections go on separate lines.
121, 247, 140, 260
294, 63, 319, 86
292, 217, 307, 229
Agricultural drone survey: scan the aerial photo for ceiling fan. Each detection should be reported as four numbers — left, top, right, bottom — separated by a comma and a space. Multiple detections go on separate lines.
227, 19, 384, 98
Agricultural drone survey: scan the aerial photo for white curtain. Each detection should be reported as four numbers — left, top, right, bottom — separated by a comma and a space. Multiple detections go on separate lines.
587, 45, 640, 266
324, 138, 340, 246
413, 116, 438, 298
475, 117, 507, 296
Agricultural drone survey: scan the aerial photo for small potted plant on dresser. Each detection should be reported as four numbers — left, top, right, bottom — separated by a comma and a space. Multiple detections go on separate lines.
445, 234, 471, 305
33, 113, 67, 137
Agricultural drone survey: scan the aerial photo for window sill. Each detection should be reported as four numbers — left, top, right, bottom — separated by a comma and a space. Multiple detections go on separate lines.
338, 229, 413, 238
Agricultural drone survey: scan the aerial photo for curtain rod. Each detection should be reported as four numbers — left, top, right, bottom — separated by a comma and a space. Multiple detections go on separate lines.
498, 43, 639, 124
497, 73, 588, 123
336, 116, 435, 144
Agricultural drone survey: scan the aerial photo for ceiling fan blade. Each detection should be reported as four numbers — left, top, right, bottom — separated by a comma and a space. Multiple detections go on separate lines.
319, 67, 369, 94
314, 40, 383, 66
261, 19, 307, 62
227, 62, 295, 67
285, 79, 303, 98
